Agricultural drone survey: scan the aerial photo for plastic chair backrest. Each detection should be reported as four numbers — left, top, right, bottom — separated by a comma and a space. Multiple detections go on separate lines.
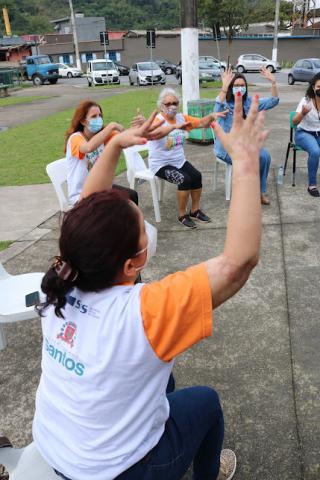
289, 111, 297, 130
46, 158, 68, 211
123, 145, 149, 173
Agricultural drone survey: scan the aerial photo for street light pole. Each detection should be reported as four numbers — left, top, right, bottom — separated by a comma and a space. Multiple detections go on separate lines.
68, 0, 81, 69
272, 0, 281, 62
181, 0, 199, 114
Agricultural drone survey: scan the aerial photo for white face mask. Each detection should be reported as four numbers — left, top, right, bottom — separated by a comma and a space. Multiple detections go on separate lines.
161, 104, 178, 118
232, 86, 246, 97
134, 221, 157, 271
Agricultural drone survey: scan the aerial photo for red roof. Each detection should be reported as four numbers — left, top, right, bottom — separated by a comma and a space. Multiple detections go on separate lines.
108, 31, 127, 40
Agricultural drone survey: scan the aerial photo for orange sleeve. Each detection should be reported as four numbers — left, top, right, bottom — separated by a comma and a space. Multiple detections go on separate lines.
104, 129, 119, 145
141, 264, 213, 362
183, 114, 202, 131
70, 134, 85, 160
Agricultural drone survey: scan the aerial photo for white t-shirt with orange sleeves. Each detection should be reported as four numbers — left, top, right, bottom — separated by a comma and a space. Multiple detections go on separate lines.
148, 112, 202, 174
66, 131, 117, 205
32, 264, 212, 480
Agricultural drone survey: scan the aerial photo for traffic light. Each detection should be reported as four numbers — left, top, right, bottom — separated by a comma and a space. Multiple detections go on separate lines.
100, 31, 109, 46
146, 29, 156, 48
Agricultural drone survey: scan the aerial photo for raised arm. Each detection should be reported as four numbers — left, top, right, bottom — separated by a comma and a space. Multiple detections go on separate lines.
293, 104, 311, 126
260, 67, 279, 98
205, 93, 268, 308
79, 122, 125, 154
80, 111, 179, 198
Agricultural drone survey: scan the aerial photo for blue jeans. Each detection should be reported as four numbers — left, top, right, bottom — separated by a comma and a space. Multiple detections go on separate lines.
54, 384, 224, 480
295, 129, 320, 186
224, 148, 271, 193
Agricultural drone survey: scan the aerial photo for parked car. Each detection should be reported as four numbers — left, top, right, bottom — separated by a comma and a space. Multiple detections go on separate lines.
58, 63, 82, 78
151, 58, 177, 75
114, 62, 130, 76
288, 58, 320, 85
199, 55, 227, 72
175, 59, 221, 84
129, 62, 166, 86
87, 59, 120, 86
236, 54, 280, 73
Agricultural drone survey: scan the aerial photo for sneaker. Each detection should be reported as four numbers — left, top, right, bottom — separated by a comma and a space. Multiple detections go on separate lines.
178, 214, 197, 229
307, 186, 320, 197
216, 449, 237, 480
260, 194, 271, 205
190, 209, 211, 222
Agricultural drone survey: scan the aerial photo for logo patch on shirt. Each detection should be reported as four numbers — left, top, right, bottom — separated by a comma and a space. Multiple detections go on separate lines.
57, 321, 77, 347
165, 130, 187, 150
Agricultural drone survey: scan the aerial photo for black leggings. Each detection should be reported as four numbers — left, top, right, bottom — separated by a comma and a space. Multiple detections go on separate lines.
156, 161, 202, 191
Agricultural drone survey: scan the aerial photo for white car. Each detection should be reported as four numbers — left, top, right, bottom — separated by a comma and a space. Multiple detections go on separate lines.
199, 56, 227, 72
87, 59, 120, 86
58, 63, 82, 78
236, 54, 280, 73
129, 62, 166, 86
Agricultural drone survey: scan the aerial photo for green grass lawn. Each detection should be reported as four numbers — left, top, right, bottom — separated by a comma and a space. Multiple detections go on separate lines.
0, 87, 219, 187
0, 95, 53, 107
0, 241, 12, 252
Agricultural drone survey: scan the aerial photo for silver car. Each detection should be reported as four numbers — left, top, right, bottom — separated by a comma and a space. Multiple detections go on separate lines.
288, 58, 320, 85
236, 54, 279, 73
129, 62, 166, 86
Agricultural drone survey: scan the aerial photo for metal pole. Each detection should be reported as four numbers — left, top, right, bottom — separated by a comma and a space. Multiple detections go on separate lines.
181, 0, 199, 114
68, 0, 81, 69
214, 24, 221, 62
272, 0, 281, 62
150, 38, 154, 87
104, 34, 110, 86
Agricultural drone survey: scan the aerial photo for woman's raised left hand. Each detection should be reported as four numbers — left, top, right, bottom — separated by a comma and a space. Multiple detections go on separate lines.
260, 66, 276, 83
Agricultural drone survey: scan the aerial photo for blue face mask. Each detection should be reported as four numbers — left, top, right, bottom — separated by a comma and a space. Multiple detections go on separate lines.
232, 86, 246, 97
88, 116, 103, 133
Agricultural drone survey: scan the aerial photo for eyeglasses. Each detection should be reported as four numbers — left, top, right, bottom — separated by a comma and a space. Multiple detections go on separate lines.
163, 101, 179, 107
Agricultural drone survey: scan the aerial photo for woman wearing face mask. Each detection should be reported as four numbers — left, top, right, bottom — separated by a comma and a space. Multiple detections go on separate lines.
33, 96, 268, 480
143, 88, 227, 228
65, 99, 139, 205
293, 72, 320, 197
214, 67, 279, 205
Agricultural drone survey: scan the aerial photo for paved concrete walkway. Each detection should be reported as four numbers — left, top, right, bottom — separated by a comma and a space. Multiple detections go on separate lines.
0, 84, 319, 479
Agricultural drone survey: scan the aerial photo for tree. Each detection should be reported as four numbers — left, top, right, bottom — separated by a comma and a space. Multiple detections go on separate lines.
198, 0, 250, 63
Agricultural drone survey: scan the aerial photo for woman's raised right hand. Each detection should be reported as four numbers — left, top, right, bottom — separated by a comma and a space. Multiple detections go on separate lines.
222, 67, 234, 91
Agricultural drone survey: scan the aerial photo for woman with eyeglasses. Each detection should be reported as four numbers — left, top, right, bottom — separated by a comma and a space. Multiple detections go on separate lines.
33, 95, 267, 480
293, 72, 320, 197
214, 67, 279, 205
133, 88, 227, 228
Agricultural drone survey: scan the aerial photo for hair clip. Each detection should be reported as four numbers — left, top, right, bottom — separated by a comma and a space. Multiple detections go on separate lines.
52, 256, 78, 282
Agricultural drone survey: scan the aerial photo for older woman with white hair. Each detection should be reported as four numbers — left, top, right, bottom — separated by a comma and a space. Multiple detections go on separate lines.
134, 88, 227, 228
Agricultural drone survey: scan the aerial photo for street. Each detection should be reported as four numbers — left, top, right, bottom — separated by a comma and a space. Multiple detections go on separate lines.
58, 70, 291, 88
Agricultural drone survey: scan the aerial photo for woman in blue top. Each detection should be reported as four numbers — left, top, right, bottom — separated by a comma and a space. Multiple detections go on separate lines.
214, 67, 279, 205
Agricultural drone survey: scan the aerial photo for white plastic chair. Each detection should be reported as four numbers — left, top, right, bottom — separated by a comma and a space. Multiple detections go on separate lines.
213, 157, 232, 201
211, 128, 232, 201
0, 263, 44, 350
123, 144, 165, 222
46, 158, 70, 212
0, 440, 59, 480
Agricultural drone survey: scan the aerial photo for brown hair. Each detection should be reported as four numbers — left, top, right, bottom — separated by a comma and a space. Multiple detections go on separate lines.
40, 190, 140, 318
64, 100, 103, 152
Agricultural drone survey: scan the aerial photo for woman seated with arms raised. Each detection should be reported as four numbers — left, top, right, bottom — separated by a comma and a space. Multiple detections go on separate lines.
214, 67, 279, 205
134, 88, 227, 229
293, 72, 320, 197
65, 99, 138, 205
33, 94, 267, 480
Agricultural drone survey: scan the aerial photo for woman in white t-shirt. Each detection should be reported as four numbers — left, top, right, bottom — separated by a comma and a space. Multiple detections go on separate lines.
65, 100, 138, 205
294, 73, 320, 197
33, 96, 267, 480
